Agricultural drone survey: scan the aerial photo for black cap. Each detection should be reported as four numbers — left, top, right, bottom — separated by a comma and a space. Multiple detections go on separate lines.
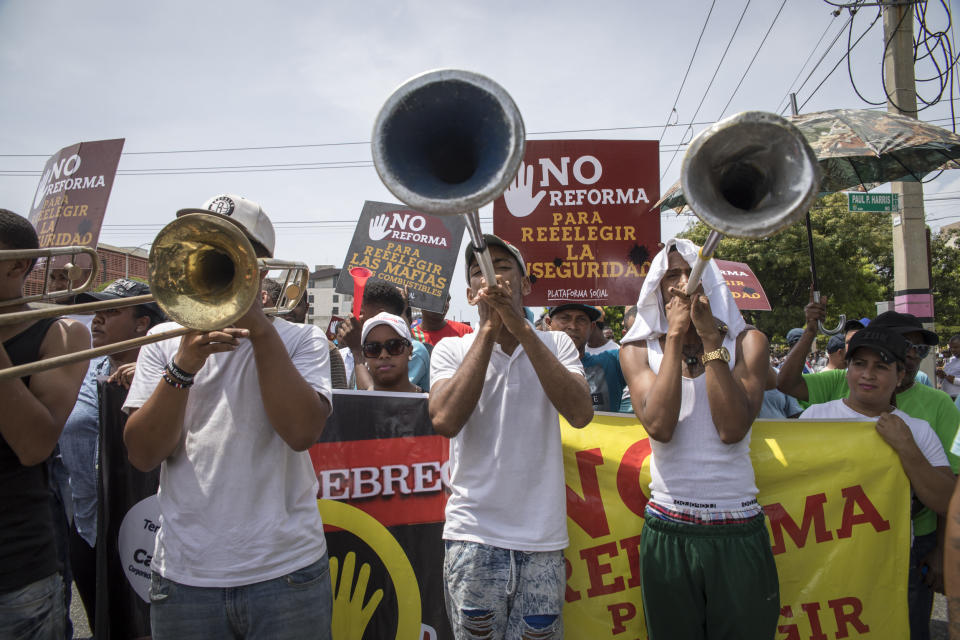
845, 327, 908, 364
869, 311, 938, 346
548, 303, 601, 322
76, 279, 164, 320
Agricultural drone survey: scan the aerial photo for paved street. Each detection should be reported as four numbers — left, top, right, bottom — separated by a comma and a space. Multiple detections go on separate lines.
68, 582, 950, 638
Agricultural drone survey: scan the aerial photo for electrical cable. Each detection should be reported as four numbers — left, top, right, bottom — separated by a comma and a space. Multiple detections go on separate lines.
717, 0, 789, 120
656, 0, 718, 143
660, 0, 754, 181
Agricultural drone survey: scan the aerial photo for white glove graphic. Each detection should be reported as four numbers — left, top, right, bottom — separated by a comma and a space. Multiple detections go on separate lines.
368, 214, 390, 241
502, 161, 546, 218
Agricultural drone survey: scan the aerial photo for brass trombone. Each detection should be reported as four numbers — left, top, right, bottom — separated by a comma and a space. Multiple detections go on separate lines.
0, 213, 308, 382
0, 245, 102, 309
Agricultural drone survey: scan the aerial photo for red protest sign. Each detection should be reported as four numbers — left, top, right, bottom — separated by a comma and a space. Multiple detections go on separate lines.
27, 138, 124, 267
492, 140, 660, 306
715, 259, 770, 311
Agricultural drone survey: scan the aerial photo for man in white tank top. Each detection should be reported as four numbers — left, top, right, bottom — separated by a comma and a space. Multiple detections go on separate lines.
620, 239, 777, 640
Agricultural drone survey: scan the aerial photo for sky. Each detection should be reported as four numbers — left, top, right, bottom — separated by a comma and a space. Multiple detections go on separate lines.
1, 0, 958, 323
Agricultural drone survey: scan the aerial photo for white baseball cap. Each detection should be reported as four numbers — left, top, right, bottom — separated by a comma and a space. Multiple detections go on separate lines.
177, 194, 276, 257
361, 311, 413, 344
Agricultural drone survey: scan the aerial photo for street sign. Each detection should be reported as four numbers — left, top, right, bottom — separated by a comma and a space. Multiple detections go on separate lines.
847, 192, 899, 212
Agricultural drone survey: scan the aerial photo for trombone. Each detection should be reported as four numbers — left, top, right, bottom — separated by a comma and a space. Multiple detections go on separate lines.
0, 245, 102, 308
0, 213, 308, 382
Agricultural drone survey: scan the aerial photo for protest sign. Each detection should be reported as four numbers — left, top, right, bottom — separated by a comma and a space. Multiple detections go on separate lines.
492, 141, 660, 306
310, 390, 450, 640
562, 414, 909, 639
337, 201, 465, 312
99, 391, 909, 639
715, 259, 771, 311
312, 399, 909, 639
28, 139, 124, 268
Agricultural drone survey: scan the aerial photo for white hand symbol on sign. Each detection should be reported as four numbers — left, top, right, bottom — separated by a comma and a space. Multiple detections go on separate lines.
502, 161, 546, 218
368, 214, 390, 241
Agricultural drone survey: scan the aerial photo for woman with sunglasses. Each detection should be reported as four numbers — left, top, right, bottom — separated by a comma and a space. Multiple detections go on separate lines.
360, 312, 423, 394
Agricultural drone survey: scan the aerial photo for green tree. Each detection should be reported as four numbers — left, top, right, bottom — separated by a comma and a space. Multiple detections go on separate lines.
678, 192, 893, 343
931, 227, 960, 341
602, 305, 624, 340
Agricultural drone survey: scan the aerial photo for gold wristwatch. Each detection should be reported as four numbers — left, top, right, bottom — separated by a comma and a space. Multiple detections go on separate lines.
701, 346, 730, 365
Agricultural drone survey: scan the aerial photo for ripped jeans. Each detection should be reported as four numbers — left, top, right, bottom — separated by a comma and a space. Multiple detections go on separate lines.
443, 540, 564, 640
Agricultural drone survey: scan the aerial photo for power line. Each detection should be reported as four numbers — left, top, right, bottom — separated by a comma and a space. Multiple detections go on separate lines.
660, 0, 754, 181
799, 5, 883, 111
717, 0, 789, 120
776, 10, 853, 114
656, 0, 718, 143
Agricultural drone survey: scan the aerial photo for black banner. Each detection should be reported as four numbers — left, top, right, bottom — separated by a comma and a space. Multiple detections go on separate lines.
95, 379, 158, 640
311, 390, 451, 639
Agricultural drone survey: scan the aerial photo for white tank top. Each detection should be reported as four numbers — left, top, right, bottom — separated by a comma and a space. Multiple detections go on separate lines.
645, 335, 760, 514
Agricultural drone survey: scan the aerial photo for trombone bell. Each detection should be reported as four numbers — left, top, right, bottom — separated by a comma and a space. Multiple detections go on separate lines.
149, 214, 261, 332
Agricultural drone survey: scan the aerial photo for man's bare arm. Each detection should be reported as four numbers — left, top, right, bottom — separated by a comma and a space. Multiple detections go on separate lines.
776, 299, 826, 401
703, 330, 768, 443
248, 321, 331, 450
0, 320, 90, 466
429, 322, 499, 438
620, 337, 685, 441
512, 321, 593, 428
125, 327, 245, 471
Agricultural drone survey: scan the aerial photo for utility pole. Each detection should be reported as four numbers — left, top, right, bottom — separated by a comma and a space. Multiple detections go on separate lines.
883, 1, 936, 379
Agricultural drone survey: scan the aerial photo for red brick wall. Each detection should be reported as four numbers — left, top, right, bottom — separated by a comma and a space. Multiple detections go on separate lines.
23, 247, 149, 296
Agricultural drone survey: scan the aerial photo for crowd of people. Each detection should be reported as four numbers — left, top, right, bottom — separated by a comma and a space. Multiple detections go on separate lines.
3, 195, 960, 640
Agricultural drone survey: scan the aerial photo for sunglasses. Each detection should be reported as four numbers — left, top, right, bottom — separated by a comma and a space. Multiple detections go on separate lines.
906, 341, 932, 358
362, 338, 411, 359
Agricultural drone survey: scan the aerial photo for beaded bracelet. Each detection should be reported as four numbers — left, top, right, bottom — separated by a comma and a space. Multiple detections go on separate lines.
161, 369, 193, 389
165, 359, 196, 384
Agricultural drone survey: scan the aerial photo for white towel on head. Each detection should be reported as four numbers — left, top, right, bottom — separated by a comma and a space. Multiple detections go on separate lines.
621, 237, 745, 344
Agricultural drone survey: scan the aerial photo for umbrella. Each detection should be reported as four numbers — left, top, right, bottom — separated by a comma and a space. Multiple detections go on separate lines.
655, 108, 960, 212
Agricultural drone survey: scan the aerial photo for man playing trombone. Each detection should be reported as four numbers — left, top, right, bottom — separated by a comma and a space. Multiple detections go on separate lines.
0, 209, 90, 640
122, 195, 334, 640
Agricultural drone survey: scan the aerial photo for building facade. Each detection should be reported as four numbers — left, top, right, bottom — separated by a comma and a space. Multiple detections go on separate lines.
306, 265, 353, 332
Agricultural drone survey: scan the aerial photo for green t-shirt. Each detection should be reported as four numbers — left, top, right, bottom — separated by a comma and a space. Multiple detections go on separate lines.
803, 368, 960, 536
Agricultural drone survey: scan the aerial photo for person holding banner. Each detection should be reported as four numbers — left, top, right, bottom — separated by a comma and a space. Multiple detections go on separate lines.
619, 238, 777, 640
430, 234, 593, 640
779, 305, 960, 640
798, 327, 952, 510
0, 209, 90, 640
121, 195, 334, 640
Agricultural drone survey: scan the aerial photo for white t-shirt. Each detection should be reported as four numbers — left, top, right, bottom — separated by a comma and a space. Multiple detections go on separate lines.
800, 400, 949, 468
431, 327, 585, 552
585, 339, 619, 356
123, 318, 332, 587
942, 356, 960, 398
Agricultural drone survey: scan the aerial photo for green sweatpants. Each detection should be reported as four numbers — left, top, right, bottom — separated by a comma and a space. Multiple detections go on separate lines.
640, 513, 780, 640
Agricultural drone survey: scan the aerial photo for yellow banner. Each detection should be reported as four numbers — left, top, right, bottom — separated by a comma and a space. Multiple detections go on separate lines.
562, 415, 911, 639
